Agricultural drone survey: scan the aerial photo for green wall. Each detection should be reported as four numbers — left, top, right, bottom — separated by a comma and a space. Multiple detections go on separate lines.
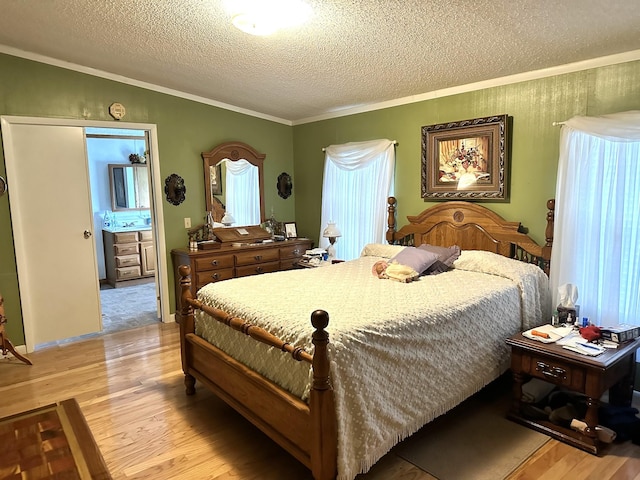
2, 52, 640, 347
0, 53, 294, 344
292, 61, 640, 248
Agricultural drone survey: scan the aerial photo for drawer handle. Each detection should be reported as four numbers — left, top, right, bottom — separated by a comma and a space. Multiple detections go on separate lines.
256, 266, 264, 273
210, 260, 218, 266
536, 361, 567, 380
211, 273, 219, 280
254, 255, 262, 261
293, 249, 300, 255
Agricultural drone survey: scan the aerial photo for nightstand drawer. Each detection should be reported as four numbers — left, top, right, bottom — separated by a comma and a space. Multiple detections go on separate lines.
527, 355, 585, 390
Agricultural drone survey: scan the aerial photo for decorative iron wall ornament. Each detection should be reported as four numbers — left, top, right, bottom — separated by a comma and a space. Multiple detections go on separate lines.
277, 172, 292, 199
164, 173, 186, 206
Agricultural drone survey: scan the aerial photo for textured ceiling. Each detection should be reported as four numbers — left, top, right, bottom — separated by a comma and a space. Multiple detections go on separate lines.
1, 0, 639, 124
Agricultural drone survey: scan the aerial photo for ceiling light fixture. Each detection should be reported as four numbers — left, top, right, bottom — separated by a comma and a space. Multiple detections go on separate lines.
224, 0, 312, 36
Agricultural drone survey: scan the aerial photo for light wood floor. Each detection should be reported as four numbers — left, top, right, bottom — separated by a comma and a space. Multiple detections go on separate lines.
1, 322, 639, 480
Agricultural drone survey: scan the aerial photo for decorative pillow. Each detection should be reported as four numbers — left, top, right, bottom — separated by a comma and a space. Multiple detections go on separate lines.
417, 244, 461, 274
389, 247, 439, 275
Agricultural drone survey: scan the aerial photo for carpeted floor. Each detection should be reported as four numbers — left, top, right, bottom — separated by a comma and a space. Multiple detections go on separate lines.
0, 399, 111, 479
396, 376, 549, 480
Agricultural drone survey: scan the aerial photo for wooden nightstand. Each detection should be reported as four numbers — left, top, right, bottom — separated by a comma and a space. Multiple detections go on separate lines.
506, 333, 640, 454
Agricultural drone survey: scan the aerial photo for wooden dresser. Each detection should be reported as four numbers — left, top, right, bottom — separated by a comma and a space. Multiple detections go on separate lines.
103, 229, 156, 287
171, 238, 311, 310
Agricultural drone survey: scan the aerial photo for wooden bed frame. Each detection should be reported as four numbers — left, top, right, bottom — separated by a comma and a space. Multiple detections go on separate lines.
176, 197, 555, 480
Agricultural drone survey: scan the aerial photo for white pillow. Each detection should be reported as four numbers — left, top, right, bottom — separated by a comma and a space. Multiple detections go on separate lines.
360, 243, 406, 259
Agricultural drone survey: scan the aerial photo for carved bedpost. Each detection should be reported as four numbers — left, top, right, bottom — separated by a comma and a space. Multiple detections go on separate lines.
178, 265, 196, 395
309, 310, 337, 480
386, 196, 397, 244
542, 199, 555, 275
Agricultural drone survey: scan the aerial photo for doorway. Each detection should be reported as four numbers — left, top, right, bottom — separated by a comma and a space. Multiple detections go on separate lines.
1, 116, 171, 352
86, 127, 159, 340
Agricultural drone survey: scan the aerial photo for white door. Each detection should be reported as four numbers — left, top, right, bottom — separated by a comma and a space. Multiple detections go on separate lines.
2, 123, 102, 348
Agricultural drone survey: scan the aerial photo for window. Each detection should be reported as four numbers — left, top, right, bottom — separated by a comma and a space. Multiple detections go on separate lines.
320, 139, 395, 261
550, 111, 640, 327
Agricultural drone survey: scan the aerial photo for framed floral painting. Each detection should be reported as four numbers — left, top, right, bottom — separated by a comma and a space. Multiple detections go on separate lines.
421, 114, 510, 201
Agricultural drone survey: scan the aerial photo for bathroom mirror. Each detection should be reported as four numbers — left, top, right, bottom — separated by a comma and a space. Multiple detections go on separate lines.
202, 141, 265, 224
109, 164, 150, 211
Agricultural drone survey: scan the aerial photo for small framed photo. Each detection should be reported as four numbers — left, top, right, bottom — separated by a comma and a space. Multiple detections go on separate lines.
284, 222, 297, 238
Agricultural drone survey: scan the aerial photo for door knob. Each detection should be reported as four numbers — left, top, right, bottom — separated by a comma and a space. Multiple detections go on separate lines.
84, 230, 92, 239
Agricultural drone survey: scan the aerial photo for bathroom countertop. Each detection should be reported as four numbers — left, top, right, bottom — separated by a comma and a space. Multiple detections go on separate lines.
102, 225, 151, 233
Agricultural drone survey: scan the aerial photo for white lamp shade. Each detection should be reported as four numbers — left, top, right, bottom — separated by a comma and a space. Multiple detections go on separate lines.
221, 213, 235, 225
322, 222, 341, 238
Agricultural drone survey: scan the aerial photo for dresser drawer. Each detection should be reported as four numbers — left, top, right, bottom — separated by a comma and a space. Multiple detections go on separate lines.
116, 266, 141, 280
280, 259, 301, 270
236, 261, 280, 277
113, 232, 139, 243
235, 249, 280, 266
115, 254, 140, 267
114, 243, 139, 255
280, 243, 307, 259
526, 354, 586, 390
139, 230, 153, 242
194, 254, 235, 272
196, 268, 235, 288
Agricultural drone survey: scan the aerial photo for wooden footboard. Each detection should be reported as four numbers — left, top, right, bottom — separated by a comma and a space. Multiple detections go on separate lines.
176, 265, 337, 480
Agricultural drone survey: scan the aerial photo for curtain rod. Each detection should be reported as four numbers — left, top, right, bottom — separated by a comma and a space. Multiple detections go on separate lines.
322, 140, 398, 152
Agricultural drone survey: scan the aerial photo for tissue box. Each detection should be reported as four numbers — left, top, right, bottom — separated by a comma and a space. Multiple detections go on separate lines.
557, 305, 580, 324
600, 325, 640, 343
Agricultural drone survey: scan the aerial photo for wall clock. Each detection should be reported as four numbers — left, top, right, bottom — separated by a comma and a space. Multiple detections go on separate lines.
109, 102, 126, 120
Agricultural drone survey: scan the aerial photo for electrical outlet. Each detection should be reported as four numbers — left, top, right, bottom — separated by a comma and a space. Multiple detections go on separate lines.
184, 217, 191, 228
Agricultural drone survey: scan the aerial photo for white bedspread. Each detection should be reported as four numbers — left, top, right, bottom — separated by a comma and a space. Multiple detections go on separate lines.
195, 247, 549, 480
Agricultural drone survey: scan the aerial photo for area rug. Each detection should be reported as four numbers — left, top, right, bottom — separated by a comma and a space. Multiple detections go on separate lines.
0, 399, 111, 479
396, 378, 548, 480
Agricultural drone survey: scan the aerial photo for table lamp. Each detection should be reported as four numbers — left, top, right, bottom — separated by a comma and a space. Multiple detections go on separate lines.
221, 212, 235, 226
322, 222, 341, 261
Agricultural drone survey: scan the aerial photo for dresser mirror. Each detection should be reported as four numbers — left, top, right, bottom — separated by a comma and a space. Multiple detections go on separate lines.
109, 164, 150, 211
202, 141, 265, 224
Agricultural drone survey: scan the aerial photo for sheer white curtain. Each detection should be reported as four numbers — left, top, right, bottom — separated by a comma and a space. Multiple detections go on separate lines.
224, 158, 260, 226
320, 139, 395, 261
550, 111, 640, 327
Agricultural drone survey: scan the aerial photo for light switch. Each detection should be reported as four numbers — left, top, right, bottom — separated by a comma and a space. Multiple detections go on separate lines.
184, 217, 191, 228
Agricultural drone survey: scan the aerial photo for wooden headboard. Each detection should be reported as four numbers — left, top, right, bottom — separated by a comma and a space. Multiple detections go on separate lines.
386, 197, 554, 275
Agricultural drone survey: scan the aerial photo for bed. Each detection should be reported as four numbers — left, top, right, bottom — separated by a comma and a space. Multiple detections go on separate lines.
176, 197, 555, 480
